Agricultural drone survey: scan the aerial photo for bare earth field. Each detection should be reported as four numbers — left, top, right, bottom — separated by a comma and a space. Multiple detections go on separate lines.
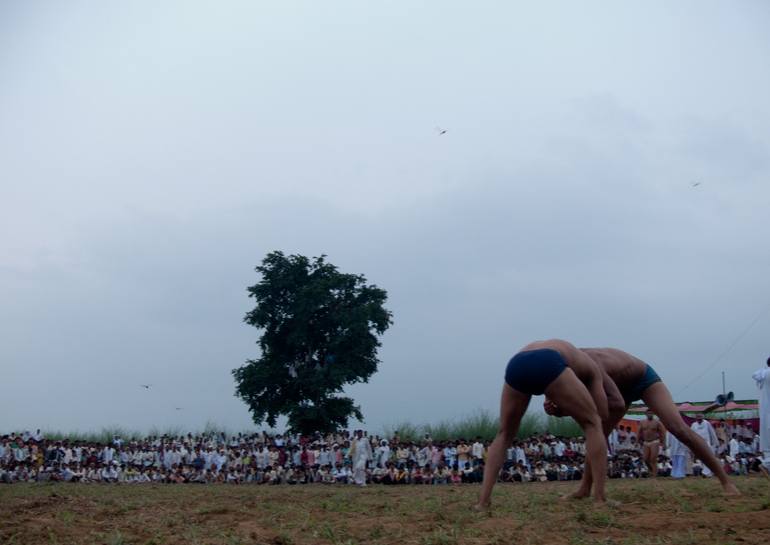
2, 477, 769, 545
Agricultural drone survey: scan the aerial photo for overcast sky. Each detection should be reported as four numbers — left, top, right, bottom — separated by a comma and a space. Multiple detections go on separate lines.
1, 1, 769, 435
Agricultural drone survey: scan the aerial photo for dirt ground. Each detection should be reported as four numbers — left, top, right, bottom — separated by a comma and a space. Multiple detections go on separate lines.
1, 476, 769, 545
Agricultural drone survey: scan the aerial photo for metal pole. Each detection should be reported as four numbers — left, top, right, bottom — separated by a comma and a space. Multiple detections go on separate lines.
722, 371, 726, 398
721, 371, 726, 422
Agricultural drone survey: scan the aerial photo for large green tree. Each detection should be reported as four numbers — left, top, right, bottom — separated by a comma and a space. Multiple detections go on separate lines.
233, 251, 392, 434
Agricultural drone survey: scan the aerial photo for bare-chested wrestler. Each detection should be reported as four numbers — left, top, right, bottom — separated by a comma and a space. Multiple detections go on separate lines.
545, 347, 740, 496
638, 410, 666, 477
476, 339, 613, 509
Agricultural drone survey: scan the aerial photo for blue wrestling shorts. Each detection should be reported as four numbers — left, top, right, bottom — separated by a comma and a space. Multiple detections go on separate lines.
622, 364, 662, 404
504, 348, 568, 396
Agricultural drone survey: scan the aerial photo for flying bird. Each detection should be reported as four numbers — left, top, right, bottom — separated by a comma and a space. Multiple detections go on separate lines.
175, 407, 183, 411
435, 126, 447, 135
691, 181, 701, 188
140, 384, 151, 389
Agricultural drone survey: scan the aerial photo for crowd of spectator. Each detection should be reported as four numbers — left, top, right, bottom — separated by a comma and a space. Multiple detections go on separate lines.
0, 421, 764, 485
609, 421, 765, 479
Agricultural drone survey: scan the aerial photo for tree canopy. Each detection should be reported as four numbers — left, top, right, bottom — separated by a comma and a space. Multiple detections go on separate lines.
232, 251, 392, 434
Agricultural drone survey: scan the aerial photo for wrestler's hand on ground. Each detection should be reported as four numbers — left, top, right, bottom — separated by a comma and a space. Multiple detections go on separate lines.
544, 398, 564, 417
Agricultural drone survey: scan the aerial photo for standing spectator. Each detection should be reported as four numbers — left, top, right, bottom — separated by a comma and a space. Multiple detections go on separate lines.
430, 444, 442, 469
729, 434, 741, 459
456, 440, 471, 470
395, 444, 409, 468
514, 442, 528, 468
690, 414, 718, 477
375, 440, 390, 468
752, 357, 770, 474
102, 444, 115, 465
350, 430, 372, 486
667, 431, 689, 479
417, 443, 430, 468
443, 442, 456, 469
471, 437, 484, 465
608, 426, 620, 455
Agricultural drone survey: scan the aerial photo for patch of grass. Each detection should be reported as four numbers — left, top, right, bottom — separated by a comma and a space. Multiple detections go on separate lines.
273, 533, 294, 545
222, 533, 244, 545
420, 526, 460, 545
56, 510, 75, 525
106, 531, 127, 545
368, 524, 385, 539
576, 509, 616, 529
706, 500, 724, 512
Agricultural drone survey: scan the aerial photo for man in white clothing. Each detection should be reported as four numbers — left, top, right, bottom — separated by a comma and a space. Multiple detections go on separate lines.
752, 357, 770, 472
350, 430, 372, 486
102, 445, 115, 464
667, 432, 690, 479
471, 437, 484, 466
608, 427, 619, 455
375, 440, 390, 469
690, 414, 718, 477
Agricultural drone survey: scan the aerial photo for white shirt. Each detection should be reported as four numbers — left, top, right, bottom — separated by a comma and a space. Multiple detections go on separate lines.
352, 437, 373, 467
691, 420, 718, 450
752, 367, 770, 453
375, 445, 390, 468
472, 442, 484, 459
729, 438, 741, 458
515, 446, 527, 466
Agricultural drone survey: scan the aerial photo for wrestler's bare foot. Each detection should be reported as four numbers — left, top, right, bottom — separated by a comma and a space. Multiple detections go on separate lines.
561, 490, 591, 501
723, 482, 741, 496
474, 502, 491, 512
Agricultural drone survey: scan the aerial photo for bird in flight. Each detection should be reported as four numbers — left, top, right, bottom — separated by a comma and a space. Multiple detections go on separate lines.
175, 407, 183, 411
435, 126, 447, 135
691, 181, 701, 188
140, 384, 151, 389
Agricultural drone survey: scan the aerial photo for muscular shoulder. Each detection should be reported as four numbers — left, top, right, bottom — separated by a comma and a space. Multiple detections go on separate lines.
520, 339, 581, 360
579, 348, 646, 377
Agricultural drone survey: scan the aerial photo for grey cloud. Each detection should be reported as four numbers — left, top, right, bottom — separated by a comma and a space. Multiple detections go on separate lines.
1, 1, 769, 433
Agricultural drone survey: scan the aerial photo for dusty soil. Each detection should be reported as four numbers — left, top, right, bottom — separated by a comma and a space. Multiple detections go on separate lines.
1, 476, 769, 545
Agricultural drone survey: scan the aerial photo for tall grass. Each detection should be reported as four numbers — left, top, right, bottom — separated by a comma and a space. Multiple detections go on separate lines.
545, 415, 582, 437
34, 422, 272, 443
42, 426, 143, 444
33, 414, 583, 444
383, 410, 583, 442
